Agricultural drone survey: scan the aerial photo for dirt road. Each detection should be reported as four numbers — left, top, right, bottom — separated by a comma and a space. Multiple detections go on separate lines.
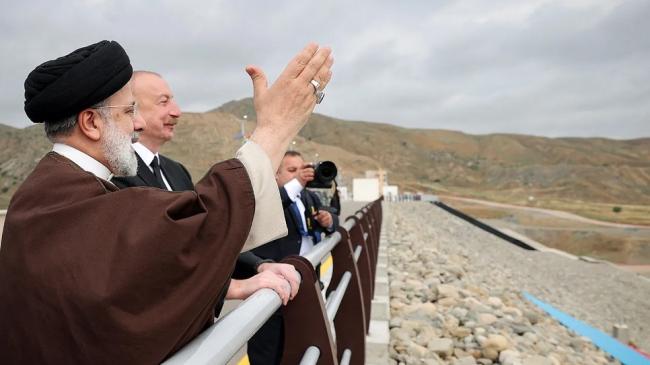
441, 196, 649, 229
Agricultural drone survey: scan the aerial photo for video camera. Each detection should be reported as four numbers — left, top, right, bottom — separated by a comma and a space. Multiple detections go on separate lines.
306, 161, 338, 189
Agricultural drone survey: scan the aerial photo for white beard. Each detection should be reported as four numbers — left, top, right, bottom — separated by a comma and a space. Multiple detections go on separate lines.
102, 119, 138, 177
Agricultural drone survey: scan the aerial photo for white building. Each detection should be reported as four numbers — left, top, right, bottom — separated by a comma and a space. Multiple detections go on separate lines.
352, 178, 380, 201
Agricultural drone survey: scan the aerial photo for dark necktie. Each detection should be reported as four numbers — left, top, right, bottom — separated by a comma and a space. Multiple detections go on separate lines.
150, 156, 167, 189
288, 201, 309, 237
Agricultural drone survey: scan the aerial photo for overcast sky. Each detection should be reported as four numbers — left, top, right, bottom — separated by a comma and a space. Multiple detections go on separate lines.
1, 0, 648, 138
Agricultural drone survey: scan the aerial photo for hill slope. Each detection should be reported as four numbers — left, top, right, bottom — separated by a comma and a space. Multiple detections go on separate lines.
2, 99, 649, 223
217, 98, 650, 207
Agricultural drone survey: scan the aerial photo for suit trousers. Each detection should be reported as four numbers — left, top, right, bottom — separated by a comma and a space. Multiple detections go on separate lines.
248, 311, 284, 365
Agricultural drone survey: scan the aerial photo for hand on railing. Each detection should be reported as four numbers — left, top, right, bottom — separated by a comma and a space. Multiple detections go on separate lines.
257, 262, 301, 301
163, 199, 383, 365
226, 270, 294, 305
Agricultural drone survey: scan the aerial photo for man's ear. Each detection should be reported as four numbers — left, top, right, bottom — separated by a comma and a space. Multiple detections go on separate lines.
77, 109, 102, 142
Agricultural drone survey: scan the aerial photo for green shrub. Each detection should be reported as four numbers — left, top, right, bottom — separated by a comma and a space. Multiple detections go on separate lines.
612, 206, 622, 213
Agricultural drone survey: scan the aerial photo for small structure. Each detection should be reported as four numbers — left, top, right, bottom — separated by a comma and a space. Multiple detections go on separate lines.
383, 185, 399, 202
353, 178, 380, 202
364, 170, 387, 194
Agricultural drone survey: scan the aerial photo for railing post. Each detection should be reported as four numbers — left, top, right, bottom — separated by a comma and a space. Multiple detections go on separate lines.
375, 199, 383, 238
363, 207, 379, 273
356, 210, 377, 295
346, 217, 373, 333
325, 226, 367, 365
280, 256, 337, 365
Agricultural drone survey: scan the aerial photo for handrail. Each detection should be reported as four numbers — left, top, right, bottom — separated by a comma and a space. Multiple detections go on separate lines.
303, 231, 342, 267
325, 271, 352, 320
342, 218, 356, 232
299, 346, 320, 365
353, 245, 362, 262
162, 288, 283, 364
340, 349, 352, 365
163, 198, 383, 365
165, 226, 345, 365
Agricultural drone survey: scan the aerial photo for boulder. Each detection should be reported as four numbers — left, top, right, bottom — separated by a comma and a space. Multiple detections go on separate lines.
427, 338, 454, 358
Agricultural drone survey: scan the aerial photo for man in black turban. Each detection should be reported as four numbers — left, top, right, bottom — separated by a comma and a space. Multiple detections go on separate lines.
0, 40, 334, 364
24, 40, 133, 124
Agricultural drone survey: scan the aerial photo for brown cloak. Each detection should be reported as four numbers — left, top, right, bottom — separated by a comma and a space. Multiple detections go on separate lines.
0, 152, 255, 364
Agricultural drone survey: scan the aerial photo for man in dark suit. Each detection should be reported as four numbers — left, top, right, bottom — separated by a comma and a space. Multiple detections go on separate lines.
241, 150, 339, 365
112, 71, 300, 311
111, 70, 192, 192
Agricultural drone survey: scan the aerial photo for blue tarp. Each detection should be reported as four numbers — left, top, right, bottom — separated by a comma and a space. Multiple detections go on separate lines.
523, 292, 650, 365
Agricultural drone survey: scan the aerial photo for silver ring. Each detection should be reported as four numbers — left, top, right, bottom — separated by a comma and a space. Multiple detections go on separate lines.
316, 90, 325, 104
310, 79, 320, 94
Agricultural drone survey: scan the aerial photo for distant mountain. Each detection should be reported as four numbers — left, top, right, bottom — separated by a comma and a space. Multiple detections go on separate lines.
218, 98, 650, 206
0, 110, 379, 208
1, 98, 649, 218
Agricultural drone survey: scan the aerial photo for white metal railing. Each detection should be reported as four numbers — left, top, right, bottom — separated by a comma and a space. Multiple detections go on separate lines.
163, 216, 362, 365
299, 346, 321, 365
325, 271, 352, 320
162, 288, 283, 364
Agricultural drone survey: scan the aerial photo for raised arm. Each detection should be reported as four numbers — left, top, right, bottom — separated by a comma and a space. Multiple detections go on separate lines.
248, 43, 334, 172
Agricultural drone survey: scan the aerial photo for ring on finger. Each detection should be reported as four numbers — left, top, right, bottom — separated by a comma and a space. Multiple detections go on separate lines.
316, 90, 325, 104
310, 79, 320, 94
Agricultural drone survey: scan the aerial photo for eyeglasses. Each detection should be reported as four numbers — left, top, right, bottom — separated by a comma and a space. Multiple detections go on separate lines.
91, 103, 139, 119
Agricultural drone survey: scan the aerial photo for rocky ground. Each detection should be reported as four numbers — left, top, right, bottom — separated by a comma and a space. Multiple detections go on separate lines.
385, 202, 650, 365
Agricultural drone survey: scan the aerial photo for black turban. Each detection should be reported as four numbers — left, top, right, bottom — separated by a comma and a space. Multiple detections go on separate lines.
24, 40, 132, 123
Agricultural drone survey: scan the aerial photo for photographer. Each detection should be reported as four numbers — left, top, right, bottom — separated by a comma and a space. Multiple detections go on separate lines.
236, 150, 339, 365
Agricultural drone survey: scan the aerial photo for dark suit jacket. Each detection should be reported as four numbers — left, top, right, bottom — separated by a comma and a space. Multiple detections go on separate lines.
112, 153, 194, 191
240, 186, 340, 365
234, 186, 339, 278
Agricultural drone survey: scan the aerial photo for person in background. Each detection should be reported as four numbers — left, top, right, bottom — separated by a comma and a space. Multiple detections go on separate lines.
240, 150, 340, 365
111, 71, 301, 315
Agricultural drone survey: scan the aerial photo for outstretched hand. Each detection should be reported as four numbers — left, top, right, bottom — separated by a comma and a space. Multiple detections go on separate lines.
248, 43, 334, 171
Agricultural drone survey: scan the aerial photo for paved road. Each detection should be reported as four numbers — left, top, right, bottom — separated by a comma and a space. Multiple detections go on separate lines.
442, 195, 649, 229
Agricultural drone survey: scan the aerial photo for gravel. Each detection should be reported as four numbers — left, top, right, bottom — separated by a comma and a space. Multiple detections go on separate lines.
385, 202, 649, 364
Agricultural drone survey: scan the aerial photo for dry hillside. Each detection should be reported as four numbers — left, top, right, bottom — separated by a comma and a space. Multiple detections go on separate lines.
1, 98, 649, 224
217, 99, 650, 223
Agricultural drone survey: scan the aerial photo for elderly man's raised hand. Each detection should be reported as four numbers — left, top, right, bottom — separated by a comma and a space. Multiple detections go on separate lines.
248, 43, 334, 171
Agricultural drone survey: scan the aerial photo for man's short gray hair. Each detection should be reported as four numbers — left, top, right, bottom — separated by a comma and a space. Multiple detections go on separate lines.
43, 99, 108, 142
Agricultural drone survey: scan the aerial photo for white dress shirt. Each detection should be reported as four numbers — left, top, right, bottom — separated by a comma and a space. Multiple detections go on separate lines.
52, 143, 113, 181
132, 142, 172, 191
283, 178, 315, 255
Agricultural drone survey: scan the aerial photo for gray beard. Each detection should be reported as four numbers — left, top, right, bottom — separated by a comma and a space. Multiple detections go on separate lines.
102, 119, 138, 177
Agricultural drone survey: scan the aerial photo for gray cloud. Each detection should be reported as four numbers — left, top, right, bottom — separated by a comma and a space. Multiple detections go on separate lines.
1, 0, 648, 139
